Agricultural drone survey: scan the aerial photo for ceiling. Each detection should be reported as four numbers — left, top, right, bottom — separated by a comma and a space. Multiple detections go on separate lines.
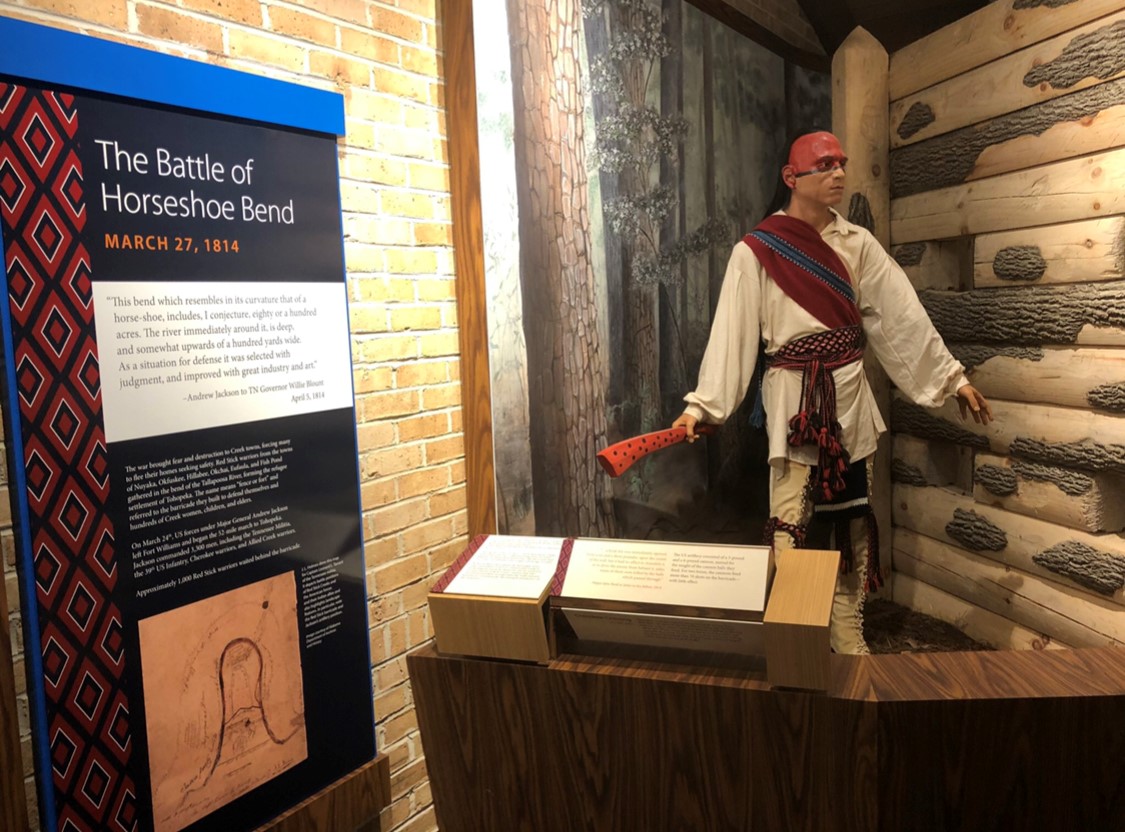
795, 0, 992, 54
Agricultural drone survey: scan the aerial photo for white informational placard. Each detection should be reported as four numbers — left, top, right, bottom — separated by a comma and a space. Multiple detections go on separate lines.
443, 535, 566, 599
560, 608, 765, 656
560, 539, 771, 612
93, 280, 353, 443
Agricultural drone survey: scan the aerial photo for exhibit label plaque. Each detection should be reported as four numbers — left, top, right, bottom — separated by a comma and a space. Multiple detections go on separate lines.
0, 20, 373, 832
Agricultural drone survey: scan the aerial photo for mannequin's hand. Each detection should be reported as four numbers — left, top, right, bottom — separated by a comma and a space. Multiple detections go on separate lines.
957, 384, 993, 425
672, 413, 699, 442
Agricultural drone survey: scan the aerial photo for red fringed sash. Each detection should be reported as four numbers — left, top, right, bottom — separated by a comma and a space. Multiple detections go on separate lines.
768, 325, 866, 500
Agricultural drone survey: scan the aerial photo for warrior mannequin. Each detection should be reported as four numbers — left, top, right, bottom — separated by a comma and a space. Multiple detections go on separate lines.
673, 131, 992, 654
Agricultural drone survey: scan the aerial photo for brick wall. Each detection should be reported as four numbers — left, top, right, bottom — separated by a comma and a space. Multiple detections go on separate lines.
0, 1, 459, 831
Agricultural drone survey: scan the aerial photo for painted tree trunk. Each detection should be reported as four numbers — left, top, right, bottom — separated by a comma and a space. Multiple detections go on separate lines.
505, 0, 615, 536
583, 5, 625, 410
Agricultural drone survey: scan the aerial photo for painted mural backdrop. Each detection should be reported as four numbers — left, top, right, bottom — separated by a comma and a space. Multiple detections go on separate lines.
476, 0, 830, 539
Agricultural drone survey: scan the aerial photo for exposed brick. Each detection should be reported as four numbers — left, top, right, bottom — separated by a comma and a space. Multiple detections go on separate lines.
338, 181, 380, 212
354, 277, 415, 304
347, 152, 409, 186
269, 6, 337, 45
409, 162, 449, 192
419, 383, 461, 412
373, 66, 430, 104
399, 42, 438, 76
375, 553, 429, 594
397, 805, 437, 832
373, 498, 428, 535
425, 435, 464, 465
401, 516, 453, 555
353, 366, 394, 394
450, 460, 467, 486
418, 333, 459, 358
385, 247, 438, 275
358, 334, 418, 363
310, 50, 370, 86
389, 307, 441, 332
396, 0, 437, 18
345, 242, 384, 273
364, 537, 400, 575
396, 412, 448, 442
364, 442, 423, 478
402, 580, 432, 612
360, 386, 421, 422
441, 305, 458, 328
398, 467, 450, 500
402, 102, 443, 133
228, 29, 306, 72
360, 477, 397, 511
375, 684, 410, 721
180, 0, 261, 26
345, 119, 376, 149
341, 26, 401, 65
391, 755, 429, 794
380, 708, 419, 746
371, 5, 425, 41
396, 360, 449, 388
356, 419, 396, 450
23, 0, 128, 28
137, 5, 223, 53
349, 303, 389, 334
429, 487, 466, 518
412, 223, 452, 247
374, 125, 440, 160
381, 191, 439, 220
347, 216, 413, 246
290, 0, 368, 25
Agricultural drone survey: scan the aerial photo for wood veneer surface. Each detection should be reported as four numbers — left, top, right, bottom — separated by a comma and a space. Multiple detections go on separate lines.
255, 755, 391, 832
410, 644, 1125, 832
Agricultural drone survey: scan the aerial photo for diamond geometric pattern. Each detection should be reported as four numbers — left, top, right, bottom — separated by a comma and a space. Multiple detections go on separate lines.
0, 82, 136, 832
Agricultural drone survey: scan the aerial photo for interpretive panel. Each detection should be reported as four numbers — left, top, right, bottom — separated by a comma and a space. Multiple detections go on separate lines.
559, 539, 772, 612
0, 21, 373, 832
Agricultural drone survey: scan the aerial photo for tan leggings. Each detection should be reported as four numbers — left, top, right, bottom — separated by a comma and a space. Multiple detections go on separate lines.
769, 458, 871, 655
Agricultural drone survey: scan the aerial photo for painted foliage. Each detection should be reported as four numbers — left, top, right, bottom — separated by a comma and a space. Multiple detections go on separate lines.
476, 0, 829, 539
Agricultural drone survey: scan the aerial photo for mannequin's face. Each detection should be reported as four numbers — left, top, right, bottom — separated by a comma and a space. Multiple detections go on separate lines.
782, 132, 847, 209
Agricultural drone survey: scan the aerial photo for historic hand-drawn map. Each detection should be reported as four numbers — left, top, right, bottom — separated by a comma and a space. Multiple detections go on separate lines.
138, 571, 307, 832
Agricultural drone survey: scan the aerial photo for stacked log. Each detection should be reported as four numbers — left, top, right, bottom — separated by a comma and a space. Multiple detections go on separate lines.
886, 0, 1125, 645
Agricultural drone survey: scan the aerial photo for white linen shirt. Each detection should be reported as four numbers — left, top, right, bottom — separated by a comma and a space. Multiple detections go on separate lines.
683, 209, 968, 468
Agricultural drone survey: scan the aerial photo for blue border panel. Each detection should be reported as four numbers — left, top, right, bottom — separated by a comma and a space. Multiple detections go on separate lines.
0, 16, 345, 135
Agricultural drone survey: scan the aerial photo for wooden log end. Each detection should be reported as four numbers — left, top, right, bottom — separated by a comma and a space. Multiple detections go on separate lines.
891, 458, 931, 487
975, 463, 1018, 497
1010, 459, 1094, 496
891, 399, 990, 448
1010, 435, 1125, 475
1032, 541, 1125, 596
945, 507, 1008, 552
1088, 382, 1125, 414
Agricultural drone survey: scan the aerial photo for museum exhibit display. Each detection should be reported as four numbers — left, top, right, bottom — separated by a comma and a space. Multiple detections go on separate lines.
416, 0, 1125, 829
0, 19, 386, 832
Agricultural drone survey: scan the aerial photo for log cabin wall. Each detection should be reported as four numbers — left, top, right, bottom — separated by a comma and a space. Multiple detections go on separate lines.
885, 0, 1125, 650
